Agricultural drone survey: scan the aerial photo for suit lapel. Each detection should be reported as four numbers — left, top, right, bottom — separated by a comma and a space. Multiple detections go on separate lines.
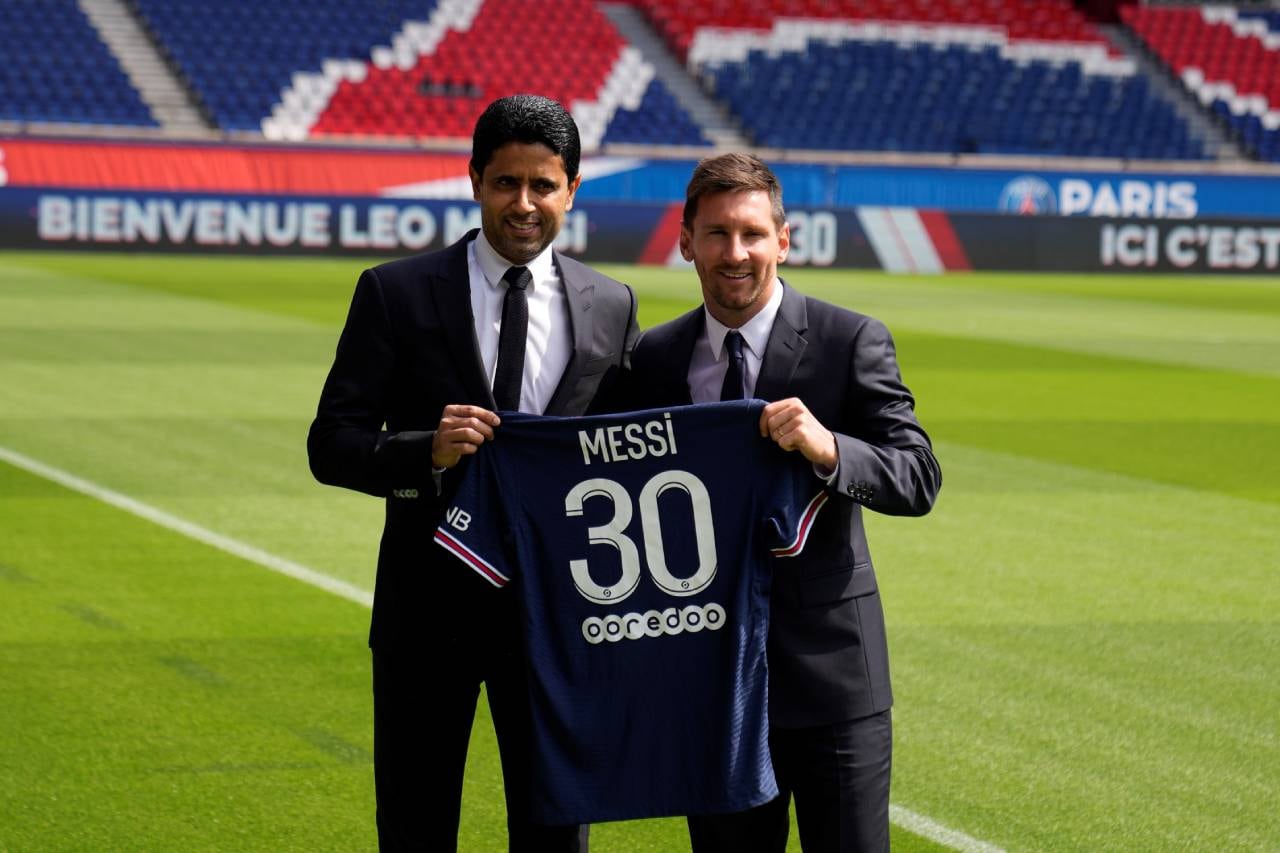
754, 281, 808, 401
661, 309, 701, 406
545, 252, 595, 416
431, 231, 495, 408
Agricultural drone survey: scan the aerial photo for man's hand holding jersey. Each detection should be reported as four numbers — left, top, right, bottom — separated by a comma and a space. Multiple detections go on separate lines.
432, 404, 501, 469
760, 397, 838, 476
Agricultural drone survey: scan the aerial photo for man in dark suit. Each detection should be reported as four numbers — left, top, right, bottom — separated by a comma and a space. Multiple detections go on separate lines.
308, 95, 638, 852
629, 153, 941, 853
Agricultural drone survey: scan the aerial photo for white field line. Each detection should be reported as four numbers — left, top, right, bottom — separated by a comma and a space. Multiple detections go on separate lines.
0, 443, 1003, 853
0, 444, 372, 609
891, 805, 1006, 852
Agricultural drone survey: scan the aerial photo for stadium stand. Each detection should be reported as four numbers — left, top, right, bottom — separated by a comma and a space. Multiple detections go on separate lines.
635, 0, 1119, 60
1122, 4, 1280, 163
307, 0, 706, 147
128, 0, 706, 148
707, 40, 1200, 158
132, 0, 439, 132
632, 0, 1206, 159
313, 0, 619, 139
6, 0, 1265, 164
0, 0, 155, 127
601, 79, 709, 147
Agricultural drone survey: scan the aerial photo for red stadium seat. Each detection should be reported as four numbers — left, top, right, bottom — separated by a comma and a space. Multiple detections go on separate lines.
1124, 4, 1280, 162
631, 0, 1117, 60
313, 0, 626, 139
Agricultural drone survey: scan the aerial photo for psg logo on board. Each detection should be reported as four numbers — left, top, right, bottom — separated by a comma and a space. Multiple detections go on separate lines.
999, 176, 1057, 215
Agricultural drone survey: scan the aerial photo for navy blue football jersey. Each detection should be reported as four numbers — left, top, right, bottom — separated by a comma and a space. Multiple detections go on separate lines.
435, 400, 828, 824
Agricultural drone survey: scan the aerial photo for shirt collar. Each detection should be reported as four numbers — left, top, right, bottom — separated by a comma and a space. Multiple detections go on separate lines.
474, 229, 556, 290
704, 279, 785, 361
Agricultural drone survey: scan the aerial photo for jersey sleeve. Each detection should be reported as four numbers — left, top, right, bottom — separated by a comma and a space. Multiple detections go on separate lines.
764, 457, 830, 559
433, 448, 515, 588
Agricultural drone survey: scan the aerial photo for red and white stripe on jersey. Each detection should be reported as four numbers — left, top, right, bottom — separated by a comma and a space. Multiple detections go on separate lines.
434, 527, 509, 588
770, 490, 829, 558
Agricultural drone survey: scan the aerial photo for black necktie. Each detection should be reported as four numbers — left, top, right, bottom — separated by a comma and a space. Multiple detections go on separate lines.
720, 330, 746, 401
492, 265, 531, 411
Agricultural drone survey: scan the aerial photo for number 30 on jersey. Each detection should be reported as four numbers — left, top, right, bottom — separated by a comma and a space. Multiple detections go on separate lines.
564, 470, 717, 605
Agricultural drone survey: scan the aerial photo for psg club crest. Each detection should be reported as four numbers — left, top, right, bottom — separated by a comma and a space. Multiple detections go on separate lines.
999, 176, 1057, 215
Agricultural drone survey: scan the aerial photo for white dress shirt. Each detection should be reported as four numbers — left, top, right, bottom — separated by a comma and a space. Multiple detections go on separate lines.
687, 280, 784, 403
468, 230, 572, 414
687, 281, 837, 481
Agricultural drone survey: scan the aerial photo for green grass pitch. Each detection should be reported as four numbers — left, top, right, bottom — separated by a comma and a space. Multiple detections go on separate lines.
1, 250, 1277, 851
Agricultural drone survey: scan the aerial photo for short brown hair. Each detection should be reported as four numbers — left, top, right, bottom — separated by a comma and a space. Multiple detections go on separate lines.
683, 153, 786, 229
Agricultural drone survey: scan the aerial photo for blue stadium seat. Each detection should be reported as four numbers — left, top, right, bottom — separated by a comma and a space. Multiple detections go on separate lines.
1237, 10, 1280, 31
134, 0, 439, 131
1212, 98, 1280, 163
707, 40, 1206, 160
0, 0, 155, 126
602, 79, 710, 147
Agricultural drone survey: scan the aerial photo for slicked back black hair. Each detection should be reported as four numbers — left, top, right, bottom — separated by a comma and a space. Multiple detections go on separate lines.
471, 94, 581, 181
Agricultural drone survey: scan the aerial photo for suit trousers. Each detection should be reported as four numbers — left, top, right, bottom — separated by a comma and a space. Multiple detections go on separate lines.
687, 709, 892, 853
371, 607, 587, 853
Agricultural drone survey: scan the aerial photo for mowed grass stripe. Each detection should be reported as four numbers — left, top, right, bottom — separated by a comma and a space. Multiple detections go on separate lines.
873, 442, 1280, 626
0, 459, 378, 850
874, 442, 1279, 848
13, 253, 1280, 378
0, 454, 534, 852
0, 255, 384, 589
0, 444, 373, 607
888, 271, 1280, 317
0, 252, 370, 327
899, 332, 1280, 506
764, 271, 1280, 378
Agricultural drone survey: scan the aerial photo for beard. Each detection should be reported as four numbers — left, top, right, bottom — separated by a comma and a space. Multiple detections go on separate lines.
703, 266, 768, 314
483, 209, 557, 265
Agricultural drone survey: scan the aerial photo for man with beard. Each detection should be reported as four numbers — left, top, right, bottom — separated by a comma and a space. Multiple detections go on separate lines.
628, 153, 941, 853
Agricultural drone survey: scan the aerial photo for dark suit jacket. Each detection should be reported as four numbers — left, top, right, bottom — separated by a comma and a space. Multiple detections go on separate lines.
308, 230, 639, 650
629, 281, 940, 727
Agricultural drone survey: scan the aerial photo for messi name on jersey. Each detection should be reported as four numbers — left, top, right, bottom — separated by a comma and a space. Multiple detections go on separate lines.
577, 410, 678, 464
435, 401, 827, 825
